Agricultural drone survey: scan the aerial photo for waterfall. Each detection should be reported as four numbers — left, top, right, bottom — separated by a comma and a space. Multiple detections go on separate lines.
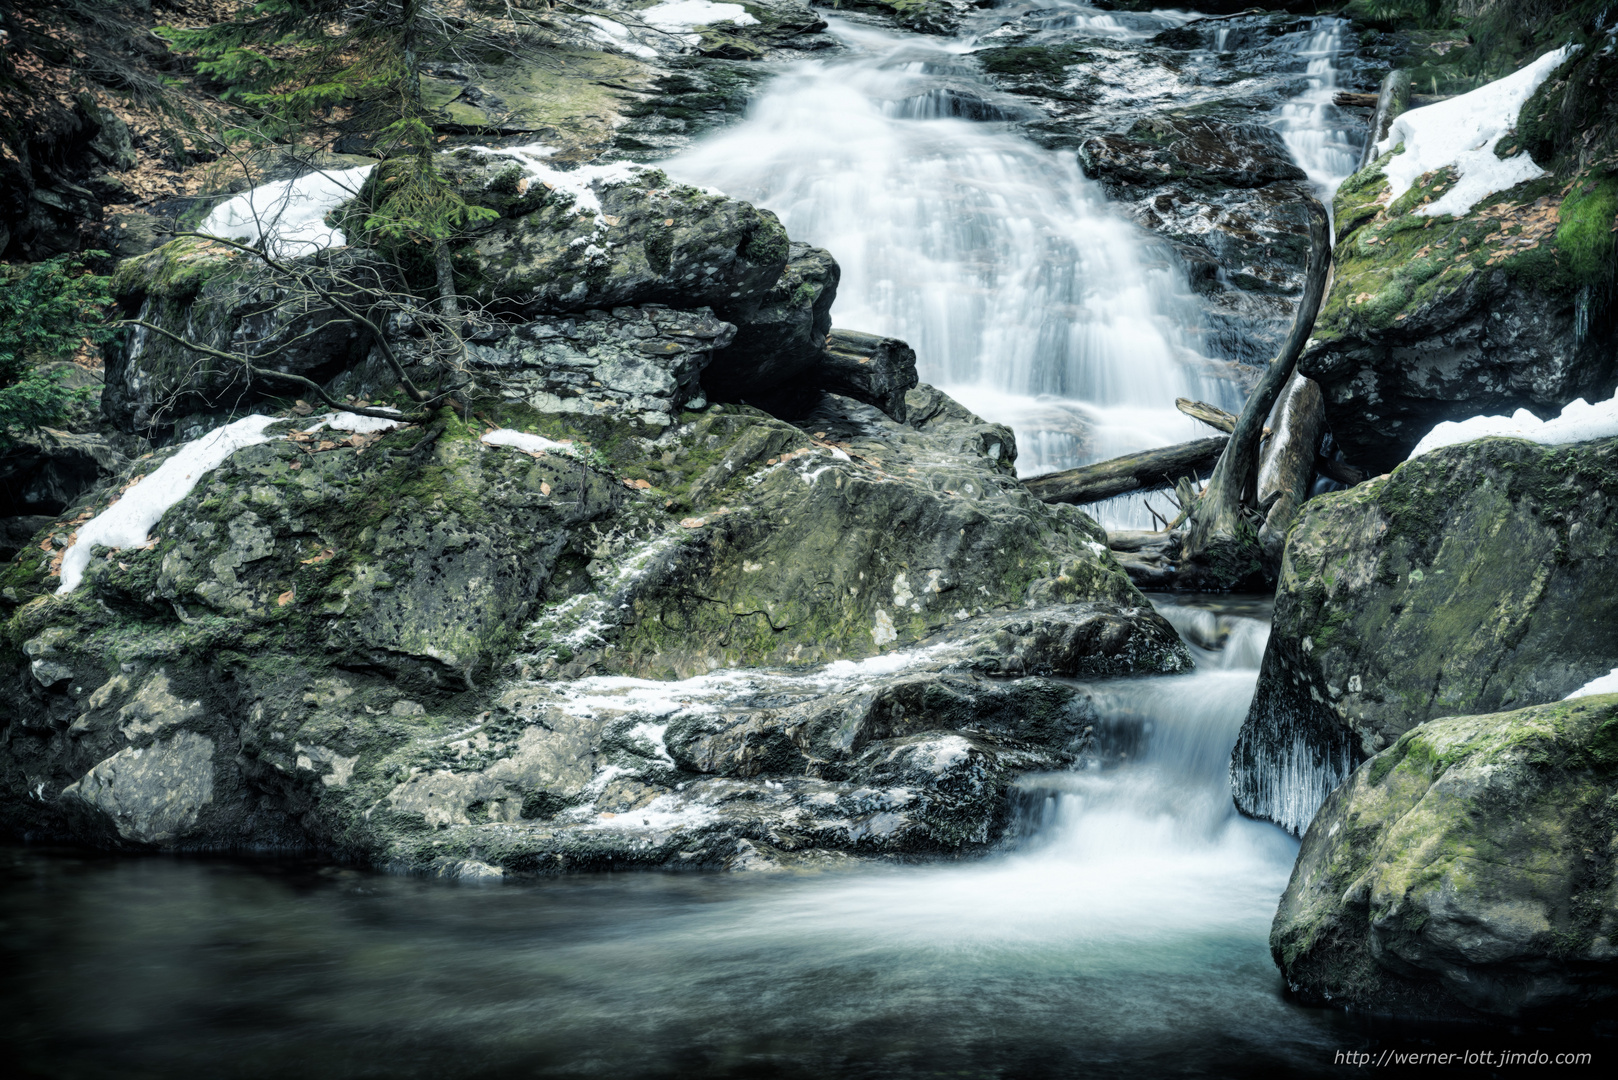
1274, 18, 1362, 210
666, 18, 1229, 518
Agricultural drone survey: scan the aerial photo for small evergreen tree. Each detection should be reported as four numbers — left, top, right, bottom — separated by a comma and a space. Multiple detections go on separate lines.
0, 253, 111, 442
161, 1, 495, 313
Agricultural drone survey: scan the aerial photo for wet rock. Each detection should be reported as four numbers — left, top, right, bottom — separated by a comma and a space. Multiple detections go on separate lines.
102, 238, 378, 432
443, 156, 791, 319
701, 241, 839, 406
1232, 435, 1618, 837
60, 731, 216, 846
470, 306, 736, 424
1273, 694, 1618, 1020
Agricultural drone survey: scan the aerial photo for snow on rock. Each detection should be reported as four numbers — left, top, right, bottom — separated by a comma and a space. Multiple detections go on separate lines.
1408, 390, 1618, 459
481, 428, 579, 457
56, 414, 284, 594
1377, 45, 1573, 219
582, 15, 658, 59
640, 1, 759, 32
304, 409, 405, 435
198, 165, 375, 257
1567, 668, 1618, 700
464, 143, 646, 225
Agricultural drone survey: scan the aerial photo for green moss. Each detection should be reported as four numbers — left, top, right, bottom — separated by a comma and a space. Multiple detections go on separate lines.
1555, 175, 1618, 287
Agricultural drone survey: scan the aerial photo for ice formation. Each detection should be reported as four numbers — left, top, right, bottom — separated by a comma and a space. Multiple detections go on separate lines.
1408, 390, 1618, 458
1377, 45, 1573, 218
197, 165, 376, 256
56, 415, 284, 594
1567, 668, 1618, 700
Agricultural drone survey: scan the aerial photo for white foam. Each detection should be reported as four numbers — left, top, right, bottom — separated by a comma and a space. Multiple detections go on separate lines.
1566, 668, 1618, 700
482, 427, 577, 456
56, 414, 283, 594
1408, 390, 1618, 458
640, 1, 759, 32
1378, 46, 1573, 218
198, 165, 375, 257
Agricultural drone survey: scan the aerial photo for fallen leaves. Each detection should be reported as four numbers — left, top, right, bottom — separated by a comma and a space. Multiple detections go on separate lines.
277, 589, 295, 607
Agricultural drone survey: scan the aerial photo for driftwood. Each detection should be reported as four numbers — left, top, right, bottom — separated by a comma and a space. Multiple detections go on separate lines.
1181, 196, 1331, 582
1175, 398, 1269, 439
1023, 437, 1227, 505
1333, 91, 1379, 109
1255, 374, 1325, 562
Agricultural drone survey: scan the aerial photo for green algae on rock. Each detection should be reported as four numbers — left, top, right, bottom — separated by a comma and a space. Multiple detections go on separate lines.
1273, 693, 1618, 1019
1231, 434, 1618, 837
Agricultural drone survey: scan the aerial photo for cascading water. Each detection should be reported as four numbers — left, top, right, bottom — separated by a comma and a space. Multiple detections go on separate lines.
1273, 18, 1362, 209
667, 17, 1229, 501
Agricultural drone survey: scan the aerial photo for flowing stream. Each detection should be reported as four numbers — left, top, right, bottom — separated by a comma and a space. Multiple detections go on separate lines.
2, 597, 1382, 1077
0, 10, 1384, 1076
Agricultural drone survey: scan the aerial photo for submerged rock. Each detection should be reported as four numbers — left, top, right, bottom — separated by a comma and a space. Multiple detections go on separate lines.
1273, 694, 1618, 1019
1232, 434, 1618, 837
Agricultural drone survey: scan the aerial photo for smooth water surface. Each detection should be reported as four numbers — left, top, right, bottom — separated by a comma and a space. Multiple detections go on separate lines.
2, 599, 1392, 1079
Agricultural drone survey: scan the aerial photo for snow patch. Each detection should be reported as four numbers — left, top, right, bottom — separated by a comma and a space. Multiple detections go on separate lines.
1566, 668, 1618, 700
1408, 390, 1618, 458
304, 409, 404, 435
583, 15, 659, 59
57, 415, 284, 594
482, 427, 578, 457
463, 143, 647, 225
198, 165, 375, 257
1377, 46, 1573, 218
640, 1, 759, 32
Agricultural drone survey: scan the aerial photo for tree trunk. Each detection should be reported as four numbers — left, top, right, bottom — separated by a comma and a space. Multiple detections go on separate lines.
434, 240, 460, 320
1255, 373, 1324, 563
1357, 69, 1412, 173
1181, 196, 1330, 584
1024, 437, 1228, 505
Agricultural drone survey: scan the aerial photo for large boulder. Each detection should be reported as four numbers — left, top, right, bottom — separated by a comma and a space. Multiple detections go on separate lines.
442, 156, 792, 318
0, 373, 1186, 868
103, 238, 378, 432
1273, 694, 1618, 1019
1232, 435, 1618, 836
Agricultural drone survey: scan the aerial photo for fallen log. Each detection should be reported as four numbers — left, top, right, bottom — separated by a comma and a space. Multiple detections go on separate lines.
1178, 397, 1367, 486
1175, 398, 1270, 439
1357, 70, 1412, 173
1024, 437, 1227, 505
1333, 91, 1379, 109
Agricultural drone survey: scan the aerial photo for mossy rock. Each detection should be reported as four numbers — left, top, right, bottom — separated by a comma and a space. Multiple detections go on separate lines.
1232, 434, 1618, 836
1273, 694, 1618, 1019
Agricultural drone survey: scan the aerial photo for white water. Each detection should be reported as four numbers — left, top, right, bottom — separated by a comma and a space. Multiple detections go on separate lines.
1274, 18, 1361, 209
668, 12, 1357, 529
667, 18, 1227, 507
